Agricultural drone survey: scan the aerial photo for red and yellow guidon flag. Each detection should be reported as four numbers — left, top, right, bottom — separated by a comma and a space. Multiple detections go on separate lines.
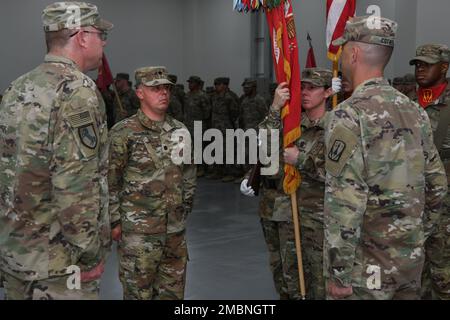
266, 0, 301, 195
326, 0, 356, 61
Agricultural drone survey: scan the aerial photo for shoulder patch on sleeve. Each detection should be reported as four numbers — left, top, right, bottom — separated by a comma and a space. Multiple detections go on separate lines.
66, 110, 98, 157
326, 125, 359, 177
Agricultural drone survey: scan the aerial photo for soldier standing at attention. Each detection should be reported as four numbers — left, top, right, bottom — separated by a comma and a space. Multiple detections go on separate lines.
402, 73, 417, 100
238, 78, 268, 175
241, 68, 334, 300
167, 74, 183, 122
167, 74, 184, 123
0, 1, 113, 300
324, 16, 447, 300
184, 75, 211, 177
409, 44, 450, 300
108, 67, 197, 300
239, 78, 268, 132
209, 77, 239, 182
223, 77, 240, 105
112, 73, 140, 123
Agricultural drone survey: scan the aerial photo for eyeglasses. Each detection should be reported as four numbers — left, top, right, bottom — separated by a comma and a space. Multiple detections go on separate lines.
69, 30, 108, 41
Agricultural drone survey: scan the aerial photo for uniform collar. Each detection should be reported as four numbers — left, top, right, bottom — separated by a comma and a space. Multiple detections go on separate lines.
44, 54, 80, 70
302, 112, 328, 129
353, 77, 389, 95
435, 81, 450, 105
137, 109, 174, 133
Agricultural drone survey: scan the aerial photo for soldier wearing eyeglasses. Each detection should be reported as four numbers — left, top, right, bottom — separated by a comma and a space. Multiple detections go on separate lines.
0, 1, 113, 299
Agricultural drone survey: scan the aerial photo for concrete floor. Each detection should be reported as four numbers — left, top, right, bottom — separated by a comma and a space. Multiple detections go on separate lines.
1, 178, 278, 300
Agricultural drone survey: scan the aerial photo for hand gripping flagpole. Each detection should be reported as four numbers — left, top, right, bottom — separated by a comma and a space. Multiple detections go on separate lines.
235, 0, 306, 299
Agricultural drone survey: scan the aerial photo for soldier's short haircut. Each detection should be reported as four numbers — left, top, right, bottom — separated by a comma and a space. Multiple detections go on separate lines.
352, 42, 393, 69
45, 29, 72, 52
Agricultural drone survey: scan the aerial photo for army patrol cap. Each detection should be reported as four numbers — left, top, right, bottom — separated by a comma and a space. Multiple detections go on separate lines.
115, 73, 129, 81
392, 77, 404, 85
409, 44, 450, 65
301, 68, 333, 87
242, 78, 257, 87
135, 66, 174, 87
214, 77, 229, 85
187, 76, 202, 84
403, 73, 416, 85
42, 2, 113, 32
332, 15, 397, 48
168, 74, 178, 84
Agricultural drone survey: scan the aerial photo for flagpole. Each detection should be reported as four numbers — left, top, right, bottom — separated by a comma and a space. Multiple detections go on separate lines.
290, 192, 306, 299
112, 83, 126, 118
235, 0, 307, 300
332, 57, 339, 108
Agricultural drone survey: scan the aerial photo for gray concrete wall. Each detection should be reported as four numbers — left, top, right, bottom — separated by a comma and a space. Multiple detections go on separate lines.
1, 0, 449, 94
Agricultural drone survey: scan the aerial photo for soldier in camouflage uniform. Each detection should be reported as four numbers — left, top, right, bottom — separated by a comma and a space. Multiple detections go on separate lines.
223, 77, 240, 106
175, 84, 186, 103
324, 16, 448, 300
402, 73, 417, 99
285, 68, 333, 299
108, 67, 197, 300
239, 78, 268, 131
242, 69, 333, 300
209, 77, 240, 182
111, 73, 140, 123
166, 74, 184, 123
239, 78, 268, 175
0, 2, 113, 300
184, 76, 211, 177
392, 76, 404, 94
265, 82, 278, 107
409, 44, 450, 300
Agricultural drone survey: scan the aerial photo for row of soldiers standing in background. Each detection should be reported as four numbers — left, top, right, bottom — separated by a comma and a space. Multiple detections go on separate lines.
102, 73, 275, 183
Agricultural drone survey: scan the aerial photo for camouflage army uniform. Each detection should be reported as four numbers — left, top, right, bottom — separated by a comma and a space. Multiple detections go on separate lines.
174, 84, 186, 106
410, 44, 450, 300
324, 77, 447, 300
109, 67, 197, 300
324, 17, 448, 300
184, 87, 211, 135
113, 88, 140, 123
239, 82, 268, 175
256, 110, 300, 300
210, 89, 239, 178
239, 93, 268, 131
167, 93, 184, 123
403, 74, 417, 100
258, 68, 331, 300
184, 80, 211, 177
227, 89, 240, 106
0, 54, 111, 299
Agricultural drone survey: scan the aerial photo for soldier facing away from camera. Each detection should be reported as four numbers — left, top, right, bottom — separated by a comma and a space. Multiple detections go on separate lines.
323, 16, 447, 300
